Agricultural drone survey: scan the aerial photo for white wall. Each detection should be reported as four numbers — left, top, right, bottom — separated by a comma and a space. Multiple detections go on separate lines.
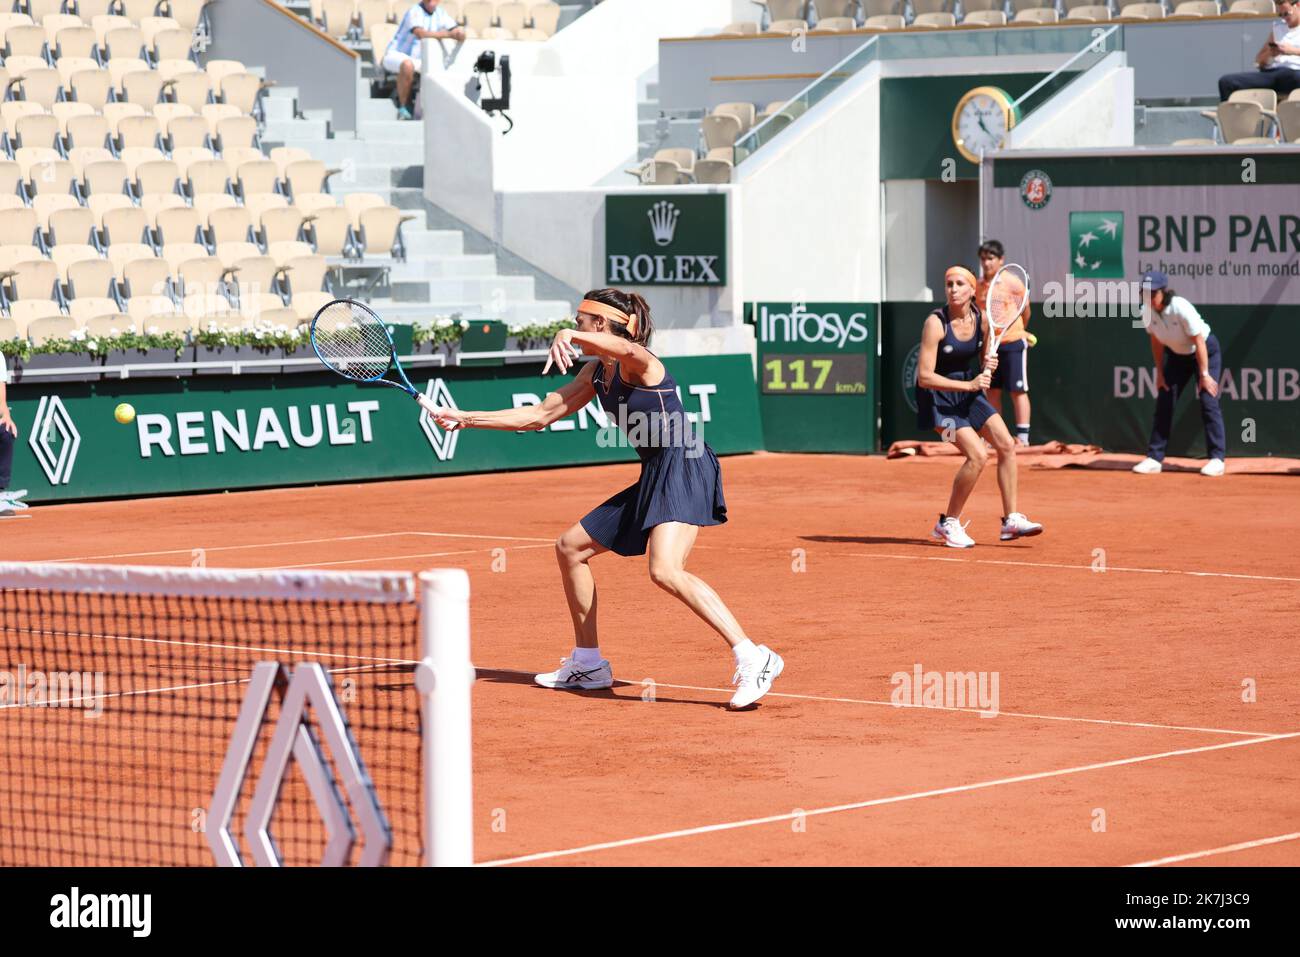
736, 62, 885, 305
1009, 53, 1135, 150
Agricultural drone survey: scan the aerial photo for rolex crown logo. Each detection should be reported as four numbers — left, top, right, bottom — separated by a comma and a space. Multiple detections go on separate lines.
647, 200, 680, 247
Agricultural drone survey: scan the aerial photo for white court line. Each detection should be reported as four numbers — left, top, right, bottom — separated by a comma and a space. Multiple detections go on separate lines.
268, 543, 555, 571
846, 552, 1300, 584
579, 674, 1270, 738
44, 531, 554, 564
1127, 832, 1300, 867
479, 728, 1300, 867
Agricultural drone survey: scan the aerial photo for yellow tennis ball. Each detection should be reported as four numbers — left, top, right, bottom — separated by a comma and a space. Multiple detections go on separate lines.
114, 403, 136, 425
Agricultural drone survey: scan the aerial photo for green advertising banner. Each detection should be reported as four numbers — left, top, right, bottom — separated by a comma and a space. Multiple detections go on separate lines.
7, 356, 763, 503
605, 193, 727, 286
747, 302, 878, 454
881, 302, 1300, 456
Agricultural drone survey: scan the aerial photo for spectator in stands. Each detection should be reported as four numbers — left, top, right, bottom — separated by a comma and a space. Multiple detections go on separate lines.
1218, 0, 1300, 101
0, 354, 28, 516
385, 0, 466, 120
1131, 271, 1226, 478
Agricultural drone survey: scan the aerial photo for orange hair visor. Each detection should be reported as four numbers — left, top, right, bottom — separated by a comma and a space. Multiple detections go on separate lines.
945, 266, 978, 288
578, 299, 637, 338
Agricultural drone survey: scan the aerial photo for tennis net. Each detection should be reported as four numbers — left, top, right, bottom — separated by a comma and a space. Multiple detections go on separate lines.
0, 562, 472, 867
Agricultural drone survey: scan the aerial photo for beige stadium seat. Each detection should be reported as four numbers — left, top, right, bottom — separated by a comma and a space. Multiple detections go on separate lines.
529, 1, 560, 36
14, 112, 60, 151
81, 158, 129, 197
166, 114, 209, 150
166, 71, 212, 112
1059, 0, 1097, 9
1014, 6, 1060, 20
33, 193, 80, 230
292, 290, 333, 322
18, 149, 74, 196
1, 101, 44, 141
214, 241, 261, 270
268, 240, 314, 267
719, 21, 759, 35
6, 24, 48, 58
1170, 0, 1221, 15
228, 256, 278, 298
172, 145, 216, 171
864, 14, 905, 28
913, 11, 957, 26
766, 18, 808, 33
497, 2, 527, 32
162, 241, 211, 279
0, 160, 19, 196
321, 0, 354, 39
118, 113, 163, 150
128, 294, 181, 326
860, 0, 900, 9
155, 206, 203, 247
68, 68, 114, 110
221, 146, 265, 170
52, 100, 94, 134
103, 26, 146, 61
813, 16, 856, 30
282, 159, 338, 200
157, 59, 200, 85
42, 11, 83, 41
69, 298, 124, 326
1228, 0, 1273, 11
121, 256, 171, 299
652, 148, 695, 176
101, 205, 150, 246
111, 59, 164, 107
150, 27, 191, 62
167, 0, 210, 34
5, 259, 60, 300
269, 146, 312, 178
83, 313, 141, 338
106, 240, 157, 277
256, 205, 303, 247
91, 14, 133, 47
1211, 100, 1272, 142
67, 256, 119, 298
236, 291, 287, 324
153, 102, 196, 131
102, 101, 146, 138
22, 310, 77, 345
303, 207, 355, 257
0, 208, 38, 249
77, 0, 117, 20
277, 254, 327, 297
9, 68, 62, 110
191, 192, 238, 222
139, 15, 181, 44
54, 25, 98, 59
134, 158, 182, 197
56, 55, 100, 86
292, 192, 338, 216
965, 10, 1008, 24
1064, 4, 1112, 19
200, 102, 240, 137
1120, 2, 1166, 16
120, 0, 167, 22
1172, 138, 1218, 146
65, 112, 111, 151
215, 115, 257, 152
235, 159, 278, 198
87, 192, 135, 227
50, 244, 100, 281
175, 254, 226, 297
208, 206, 253, 246
356, 0, 390, 31
217, 73, 264, 115
186, 158, 231, 197
701, 114, 742, 151
714, 102, 756, 135
356, 205, 414, 259
1279, 99, 1300, 143
26, 0, 66, 20
462, 1, 493, 32
49, 206, 97, 246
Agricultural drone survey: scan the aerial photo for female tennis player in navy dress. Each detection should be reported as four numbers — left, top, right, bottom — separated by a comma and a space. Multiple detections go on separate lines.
430, 288, 783, 710
916, 266, 1043, 548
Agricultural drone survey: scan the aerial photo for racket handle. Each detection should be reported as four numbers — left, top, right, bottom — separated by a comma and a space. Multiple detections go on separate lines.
414, 393, 440, 417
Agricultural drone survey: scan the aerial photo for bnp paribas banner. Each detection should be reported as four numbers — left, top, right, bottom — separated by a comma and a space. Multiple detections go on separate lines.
7, 357, 762, 503
984, 153, 1300, 304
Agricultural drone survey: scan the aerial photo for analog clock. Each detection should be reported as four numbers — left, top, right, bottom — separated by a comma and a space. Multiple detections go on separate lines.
952, 86, 1019, 165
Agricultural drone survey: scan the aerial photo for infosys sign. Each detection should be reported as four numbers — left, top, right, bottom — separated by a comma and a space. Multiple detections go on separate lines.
605, 194, 727, 286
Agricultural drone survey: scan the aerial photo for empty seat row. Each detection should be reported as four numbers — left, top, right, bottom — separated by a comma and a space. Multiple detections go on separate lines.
1195, 88, 1300, 144
319, 0, 560, 42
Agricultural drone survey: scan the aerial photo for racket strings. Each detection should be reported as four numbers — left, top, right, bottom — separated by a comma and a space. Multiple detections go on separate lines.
312, 302, 392, 381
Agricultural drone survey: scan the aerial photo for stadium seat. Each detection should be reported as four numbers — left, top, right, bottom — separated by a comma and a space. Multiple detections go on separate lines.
65, 259, 117, 300
528, 2, 560, 36
276, 254, 327, 298
127, 294, 182, 326
150, 26, 191, 62
54, 26, 99, 59
6, 24, 49, 58
208, 206, 254, 247
1279, 98, 1300, 143
65, 112, 111, 153
1013, 6, 1059, 21
120, 256, 172, 300
356, 0, 390, 32
167, 0, 211, 34
913, 12, 957, 26
104, 26, 146, 61
701, 113, 743, 151
4, 259, 60, 301
9, 68, 62, 110
214, 115, 257, 153
718, 21, 759, 34
22, 311, 76, 345
101, 206, 151, 247
268, 240, 315, 268
115, 113, 161, 151
79, 156, 130, 197
0, 208, 39, 250
320, 0, 355, 40
291, 290, 333, 322
69, 298, 126, 327
1170, 1, 1221, 15
355, 206, 414, 260
167, 72, 213, 113
370, 23, 399, 68
114, 61, 166, 108
154, 206, 203, 249
1172, 138, 1217, 146
652, 148, 695, 176
813, 16, 857, 30
175, 254, 227, 300
693, 159, 732, 184
1064, 4, 1112, 19
186, 158, 232, 197
294, 193, 339, 216
35, 195, 90, 243
1120, 3, 1166, 17
462, 1, 493, 33
14, 113, 60, 152
218, 73, 264, 116
258, 206, 305, 248
497, 2, 528, 33
269, 146, 312, 178
713, 103, 757, 135
1228, 0, 1274, 11
17, 148, 74, 197
283, 159, 339, 200
167, 114, 211, 151
767, 19, 808, 33
965, 10, 1007, 24
231, 159, 275, 199
303, 207, 356, 258
864, 14, 906, 29
158, 59, 201, 85
1208, 100, 1274, 143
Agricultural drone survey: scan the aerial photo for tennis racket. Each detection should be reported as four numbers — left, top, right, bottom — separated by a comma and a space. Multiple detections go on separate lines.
984, 262, 1030, 367
310, 298, 442, 417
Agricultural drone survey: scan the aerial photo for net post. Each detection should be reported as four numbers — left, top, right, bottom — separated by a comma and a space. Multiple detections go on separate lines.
416, 569, 474, 866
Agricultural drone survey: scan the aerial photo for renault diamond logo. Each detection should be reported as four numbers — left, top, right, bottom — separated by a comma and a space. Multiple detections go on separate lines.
28, 395, 81, 485
647, 200, 680, 247
420, 378, 460, 461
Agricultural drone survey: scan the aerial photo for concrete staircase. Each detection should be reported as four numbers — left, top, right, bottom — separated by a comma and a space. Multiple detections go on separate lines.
637, 78, 705, 162
247, 27, 575, 326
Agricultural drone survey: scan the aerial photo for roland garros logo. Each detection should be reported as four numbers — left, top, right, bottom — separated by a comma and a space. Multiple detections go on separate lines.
28, 395, 81, 485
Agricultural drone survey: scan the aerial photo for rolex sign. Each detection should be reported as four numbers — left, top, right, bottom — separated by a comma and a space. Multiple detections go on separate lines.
605, 194, 728, 286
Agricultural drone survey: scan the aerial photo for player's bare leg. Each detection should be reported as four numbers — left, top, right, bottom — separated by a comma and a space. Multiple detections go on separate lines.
982, 415, 1043, 540
554, 522, 607, 648
646, 522, 747, 649
945, 426, 988, 518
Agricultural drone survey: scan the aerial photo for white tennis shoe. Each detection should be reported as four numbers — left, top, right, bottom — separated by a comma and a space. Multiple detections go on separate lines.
535, 656, 613, 690
1000, 513, 1044, 540
1132, 457, 1163, 474
932, 516, 975, 548
1200, 458, 1225, 477
729, 645, 783, 710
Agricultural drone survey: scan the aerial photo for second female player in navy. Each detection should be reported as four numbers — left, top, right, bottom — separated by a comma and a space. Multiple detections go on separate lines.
915, 266, 1044, 548
431, 287, 783, 710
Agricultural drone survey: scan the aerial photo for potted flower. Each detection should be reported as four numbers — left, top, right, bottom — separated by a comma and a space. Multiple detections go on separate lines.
18, 330, 104, 382
411, 315, 469, 356
100, 323, 188, 379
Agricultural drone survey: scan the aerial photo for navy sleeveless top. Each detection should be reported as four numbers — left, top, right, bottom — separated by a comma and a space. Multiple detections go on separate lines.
930, 304, 984, 382
590, 359, 695, 462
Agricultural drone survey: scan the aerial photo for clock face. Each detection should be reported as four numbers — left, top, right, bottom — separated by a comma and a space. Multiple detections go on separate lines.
955, 93, 1008, 162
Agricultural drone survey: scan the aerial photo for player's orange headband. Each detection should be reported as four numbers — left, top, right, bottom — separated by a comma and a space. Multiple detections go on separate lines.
578, 299, 637, 337
945, 266, 978, 288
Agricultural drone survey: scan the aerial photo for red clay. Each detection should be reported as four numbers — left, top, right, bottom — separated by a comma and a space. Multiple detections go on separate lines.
2, 452, 1297, 866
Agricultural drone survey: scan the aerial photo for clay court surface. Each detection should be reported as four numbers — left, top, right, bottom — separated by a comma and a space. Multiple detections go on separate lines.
4, 452, 1299, 867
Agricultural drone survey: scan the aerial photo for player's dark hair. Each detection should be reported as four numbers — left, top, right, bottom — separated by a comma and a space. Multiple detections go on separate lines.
582, 288, 653, 346
978, 239, 1005, 259
1155, 288, 1176, 312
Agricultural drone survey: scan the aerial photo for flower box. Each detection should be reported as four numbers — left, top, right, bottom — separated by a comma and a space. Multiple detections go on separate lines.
101, 348, 185, 379
11, 353, 102, 383
281, 342, 322, 374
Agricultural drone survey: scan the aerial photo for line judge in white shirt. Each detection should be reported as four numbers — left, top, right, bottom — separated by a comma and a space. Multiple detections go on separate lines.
383, 0, 466, 121
1218, 0, 1300, 101
1132, 270, 1227, 478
